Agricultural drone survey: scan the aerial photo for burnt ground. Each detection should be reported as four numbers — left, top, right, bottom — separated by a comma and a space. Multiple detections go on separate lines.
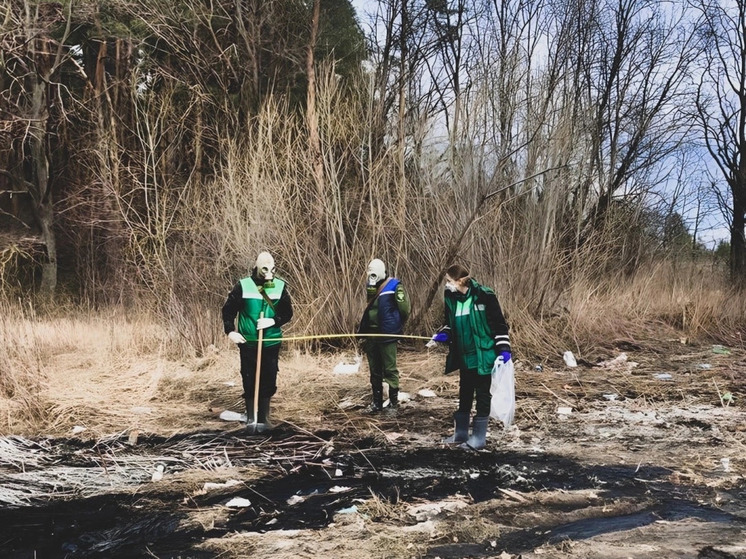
0, 339, 745, 559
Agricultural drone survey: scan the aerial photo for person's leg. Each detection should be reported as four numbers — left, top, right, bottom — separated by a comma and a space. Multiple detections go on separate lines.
473, 373, 492, 418
380, 342, 400, 407
465, 372, 493, 449
457, 368, 477, 413
257, 345, 280, 428
365, 343, 384, 413
239, 344, 258, 422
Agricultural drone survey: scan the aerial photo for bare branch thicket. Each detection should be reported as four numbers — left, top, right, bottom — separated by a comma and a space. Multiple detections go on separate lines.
692, 0, 746, 284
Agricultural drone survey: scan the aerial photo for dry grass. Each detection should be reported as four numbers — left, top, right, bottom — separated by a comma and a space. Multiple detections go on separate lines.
1, 258, 745, 438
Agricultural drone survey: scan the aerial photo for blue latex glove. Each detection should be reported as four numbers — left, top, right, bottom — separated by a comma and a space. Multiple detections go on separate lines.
498, 351, 511, 363
432, 332, 450, 343
425, 330, 450, 348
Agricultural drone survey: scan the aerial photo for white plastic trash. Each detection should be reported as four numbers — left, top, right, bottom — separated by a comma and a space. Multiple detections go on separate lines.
563, 351, 578, 368
489, 358, 515, 429
225, 497, 252, 508
333, 355, 361, 374
219, 410, 248, 422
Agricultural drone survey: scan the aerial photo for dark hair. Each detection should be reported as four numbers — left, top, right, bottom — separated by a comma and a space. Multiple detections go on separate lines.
446, 264, 469, 280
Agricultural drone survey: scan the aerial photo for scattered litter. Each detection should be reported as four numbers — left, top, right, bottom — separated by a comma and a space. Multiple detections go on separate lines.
407, 499, 468, 521
287, 495, 305, 505
654, 373, 673, 380
334, 468, 343, 477
596, 353, 639, 371
337, 399, 356, 410
534, 365, 543, 372
329, 486, 352, 493
711, 345, 731, 355
384, 432, 403, 443
336, 505, 358, 515
417, 389, 437, 398
721, 392, 733, 406
219, 410, 247, 422
557, 406, 573, 415
384, 392, 410, 407
720, 458, 731, 472
151, 464, 164, 482
333, 355, 361, 374
71, 426, 86, 435
602, 394, 618, 401
265, 518, 278, 525
203, 479, 241, 491
697, 364, 712, 370
563, 351, 577, 368
222, 381, 236, 387
469, 472, 480, 479
225, 497, 251, 508
598, 353, 628, 367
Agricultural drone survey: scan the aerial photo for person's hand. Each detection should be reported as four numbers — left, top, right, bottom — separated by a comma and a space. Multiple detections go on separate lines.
426, 330, 450, 348
256, 317, 276, 330
497, 350, 511, 363
228, 331, 246, 344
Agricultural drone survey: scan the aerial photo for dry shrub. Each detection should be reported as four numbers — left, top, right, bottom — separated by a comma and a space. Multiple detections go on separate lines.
0, 301, 50, 429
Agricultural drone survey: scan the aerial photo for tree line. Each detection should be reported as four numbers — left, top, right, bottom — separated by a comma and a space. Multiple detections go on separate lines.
1, 0, 744, 348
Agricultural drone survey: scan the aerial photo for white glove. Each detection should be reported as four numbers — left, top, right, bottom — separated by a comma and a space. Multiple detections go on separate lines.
425, 339, 437, 349
256, 317, 276, 330
228, 331, 246, 344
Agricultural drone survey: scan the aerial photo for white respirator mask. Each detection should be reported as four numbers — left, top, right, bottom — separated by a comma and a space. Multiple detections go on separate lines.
444, 282, 458, 293
366, 258, 386, 297
254, 252, 276, 287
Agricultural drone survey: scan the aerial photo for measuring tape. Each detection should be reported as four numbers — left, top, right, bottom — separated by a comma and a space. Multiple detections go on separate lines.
239, 332, 433, 343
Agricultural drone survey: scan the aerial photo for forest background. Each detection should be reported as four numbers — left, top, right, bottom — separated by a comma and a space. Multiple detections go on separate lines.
3, 0, 746, 431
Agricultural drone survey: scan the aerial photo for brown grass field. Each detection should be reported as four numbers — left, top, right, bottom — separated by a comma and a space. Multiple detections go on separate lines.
0, 300, 744, 558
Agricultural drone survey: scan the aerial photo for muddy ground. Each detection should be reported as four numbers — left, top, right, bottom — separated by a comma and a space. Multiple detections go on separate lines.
0, 338, 745, 558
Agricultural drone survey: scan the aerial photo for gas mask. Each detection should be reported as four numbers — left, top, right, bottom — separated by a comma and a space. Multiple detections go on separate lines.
254, 251, 276, 289
366, 258, 386, 296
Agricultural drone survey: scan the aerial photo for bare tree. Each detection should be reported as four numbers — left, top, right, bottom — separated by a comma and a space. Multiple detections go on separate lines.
0, 1, 86, 298
693, 0, 746, 283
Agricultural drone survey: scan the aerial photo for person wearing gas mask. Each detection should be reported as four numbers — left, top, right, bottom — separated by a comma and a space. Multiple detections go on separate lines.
427, 264, 510, 450
357, 258, 411, 414
222, 251, 293, 432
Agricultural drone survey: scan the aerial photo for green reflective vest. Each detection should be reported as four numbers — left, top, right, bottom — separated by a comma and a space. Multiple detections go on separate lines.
237, 277, 285, 346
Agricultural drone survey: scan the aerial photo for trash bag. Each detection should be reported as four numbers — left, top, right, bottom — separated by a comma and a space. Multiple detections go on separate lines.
489, 358, 515, 429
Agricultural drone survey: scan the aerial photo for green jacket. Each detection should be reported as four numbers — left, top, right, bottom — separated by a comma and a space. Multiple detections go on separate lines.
237, 277, 286, 347
443, 279, 510, 376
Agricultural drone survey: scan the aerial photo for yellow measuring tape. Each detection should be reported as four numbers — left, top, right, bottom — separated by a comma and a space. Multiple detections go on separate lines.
241, 333, 433, 343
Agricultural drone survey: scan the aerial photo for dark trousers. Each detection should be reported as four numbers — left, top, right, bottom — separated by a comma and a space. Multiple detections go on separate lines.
239, 343, 280, 401
365, 341, 400, 389
458, 368, 491, 417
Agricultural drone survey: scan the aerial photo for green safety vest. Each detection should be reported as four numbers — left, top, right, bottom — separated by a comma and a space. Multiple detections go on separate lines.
445, 287, 498, 376
237, 277, 285, 346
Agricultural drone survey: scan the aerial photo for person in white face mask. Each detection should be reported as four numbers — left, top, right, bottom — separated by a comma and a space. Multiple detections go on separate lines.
222, 251, 293, 432
427, 263, 510, 449
357, 258, 411, 414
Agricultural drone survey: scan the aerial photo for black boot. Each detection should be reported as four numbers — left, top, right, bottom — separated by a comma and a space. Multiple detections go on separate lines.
256, 398, 274, 433
462, 416, 489, 450
384, 387, 399, 415
245, 397, 258, 433
443, 411, 469, 443
366, 385, 383, 414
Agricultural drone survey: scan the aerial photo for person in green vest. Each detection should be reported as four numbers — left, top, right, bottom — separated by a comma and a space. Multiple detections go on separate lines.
427, 263, 511, 449
358, 258, 411, 414
222, 251, 293, 433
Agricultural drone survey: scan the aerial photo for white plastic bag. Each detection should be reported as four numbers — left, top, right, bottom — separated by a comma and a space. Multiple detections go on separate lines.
489, 358, 515, 429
